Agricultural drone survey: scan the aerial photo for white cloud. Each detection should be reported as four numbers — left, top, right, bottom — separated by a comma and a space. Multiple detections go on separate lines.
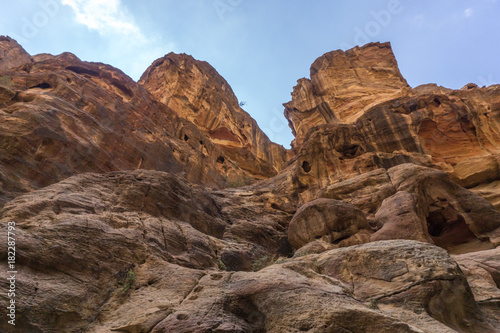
464, 7, 474, 17
61, 0, 145, 41
59, 0, 176, 81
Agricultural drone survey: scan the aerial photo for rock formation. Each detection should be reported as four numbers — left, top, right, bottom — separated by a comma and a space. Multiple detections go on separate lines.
1, 37, 500, 332
0, 36, 32, 72
283, 42, 500, 206
139, 53, 287, 179
0, 39, 286, 206
284, 42, 410, 149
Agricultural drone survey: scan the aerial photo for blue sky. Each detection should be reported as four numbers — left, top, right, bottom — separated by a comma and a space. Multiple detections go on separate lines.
1, 0, 499, 148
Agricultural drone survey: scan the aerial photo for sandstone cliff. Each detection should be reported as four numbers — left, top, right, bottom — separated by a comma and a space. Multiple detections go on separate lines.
1, 37, 500, 332
0, 36, 32, 71
284, 42, 410, 150
0, 38, 286, 206
283, 42, 500, 208
139, 53, 287, 179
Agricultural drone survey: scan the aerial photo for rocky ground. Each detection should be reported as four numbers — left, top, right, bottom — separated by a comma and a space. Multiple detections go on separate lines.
0, 37, 499, 332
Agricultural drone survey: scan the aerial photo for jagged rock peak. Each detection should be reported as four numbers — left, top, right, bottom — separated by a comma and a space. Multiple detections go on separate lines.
0, 35, 33, 71
284, 41, 411, 150
140, 52, 288, 179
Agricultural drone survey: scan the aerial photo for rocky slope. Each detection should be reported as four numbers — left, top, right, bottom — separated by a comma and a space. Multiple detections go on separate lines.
139, 53, 287, 179
0, 38, 500, 332
0, 39, 287, 206
0, 36, 32, 72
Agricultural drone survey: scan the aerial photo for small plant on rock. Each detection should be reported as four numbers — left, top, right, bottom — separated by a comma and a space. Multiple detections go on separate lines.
216, 258, 227, 271
251, 255, 270, 272
119, 269, 135, 293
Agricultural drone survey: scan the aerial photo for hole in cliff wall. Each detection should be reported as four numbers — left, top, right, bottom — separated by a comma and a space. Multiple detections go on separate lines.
301, 161, 311, 173
30, 82, 52, 89
111, 79, 134, 97
332, 234, 351, 245
66, 66, 99, 77
338, 144, 360, 159
426, 205, 477, 251
217, 156, 225, 164
433, 98, 441, 106
183, 134, 189, 142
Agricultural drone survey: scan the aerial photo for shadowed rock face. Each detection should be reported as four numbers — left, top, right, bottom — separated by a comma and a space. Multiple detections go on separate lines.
139, 52, 288, 179
1, 37, 500, 332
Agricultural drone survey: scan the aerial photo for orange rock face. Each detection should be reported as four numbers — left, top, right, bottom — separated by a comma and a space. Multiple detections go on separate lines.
284, 42, 410, 150
282, 42, 500, 206
0, 36, 32, 71
0, 40, 287, 205
139, 53, 287, 179
2, 37, 500, 332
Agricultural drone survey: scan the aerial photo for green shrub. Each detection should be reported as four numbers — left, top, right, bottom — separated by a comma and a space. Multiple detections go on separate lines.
216, 258, 227, 271
119, 269, 135, 293
251, 255, 270, 272
369, 299, 379, 310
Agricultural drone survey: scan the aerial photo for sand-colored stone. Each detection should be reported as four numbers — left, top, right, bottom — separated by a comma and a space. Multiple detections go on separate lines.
1, 36, 500, 332
140, 53, 287, 179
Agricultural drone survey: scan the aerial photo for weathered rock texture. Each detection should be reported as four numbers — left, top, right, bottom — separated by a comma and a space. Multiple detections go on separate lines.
139, 53, 287, 179
284, 42, 410, 149
283, 42, 500, 206
1, 37, 500, 332
0, 39, 288, 206
0, 36, 32, 71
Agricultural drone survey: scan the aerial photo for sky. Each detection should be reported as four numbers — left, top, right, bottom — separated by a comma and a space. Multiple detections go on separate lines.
1, 0, 499, 148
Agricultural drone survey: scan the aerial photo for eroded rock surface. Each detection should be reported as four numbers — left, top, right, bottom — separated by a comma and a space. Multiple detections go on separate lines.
0, 36, 32, 71
284, 42, 410, 149
287, 198, 371, 249
283, 42, 500, 206
1, 37, 500, 333
139, 52, 287, 179
0, 39, 292, 206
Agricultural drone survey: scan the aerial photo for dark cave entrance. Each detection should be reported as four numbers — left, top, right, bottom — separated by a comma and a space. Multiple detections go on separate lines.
426, 202, 487, 253
301, 161, 311, 173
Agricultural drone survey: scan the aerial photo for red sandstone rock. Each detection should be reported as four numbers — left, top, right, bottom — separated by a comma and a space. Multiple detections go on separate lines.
0, 35, 32, 71
0, 36, 500, 332
0, 39, 272, 205
139, 52, 287, 179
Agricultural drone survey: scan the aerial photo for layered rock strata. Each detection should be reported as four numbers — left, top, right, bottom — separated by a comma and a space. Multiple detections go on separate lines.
139, 53, 287, 179
0, 37, 500, 332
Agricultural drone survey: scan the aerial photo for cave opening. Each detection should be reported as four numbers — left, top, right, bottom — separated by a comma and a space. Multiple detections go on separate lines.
66, 66, 99, 77
217, 156, 225, 164
301, 161, 311, 173
426, 204, 478, 252
30, 82, 52, 89
339, 144, 360, 158
183, 134, 189, 142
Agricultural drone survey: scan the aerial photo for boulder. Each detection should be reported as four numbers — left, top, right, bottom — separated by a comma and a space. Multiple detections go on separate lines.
287, 198, 371, 249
